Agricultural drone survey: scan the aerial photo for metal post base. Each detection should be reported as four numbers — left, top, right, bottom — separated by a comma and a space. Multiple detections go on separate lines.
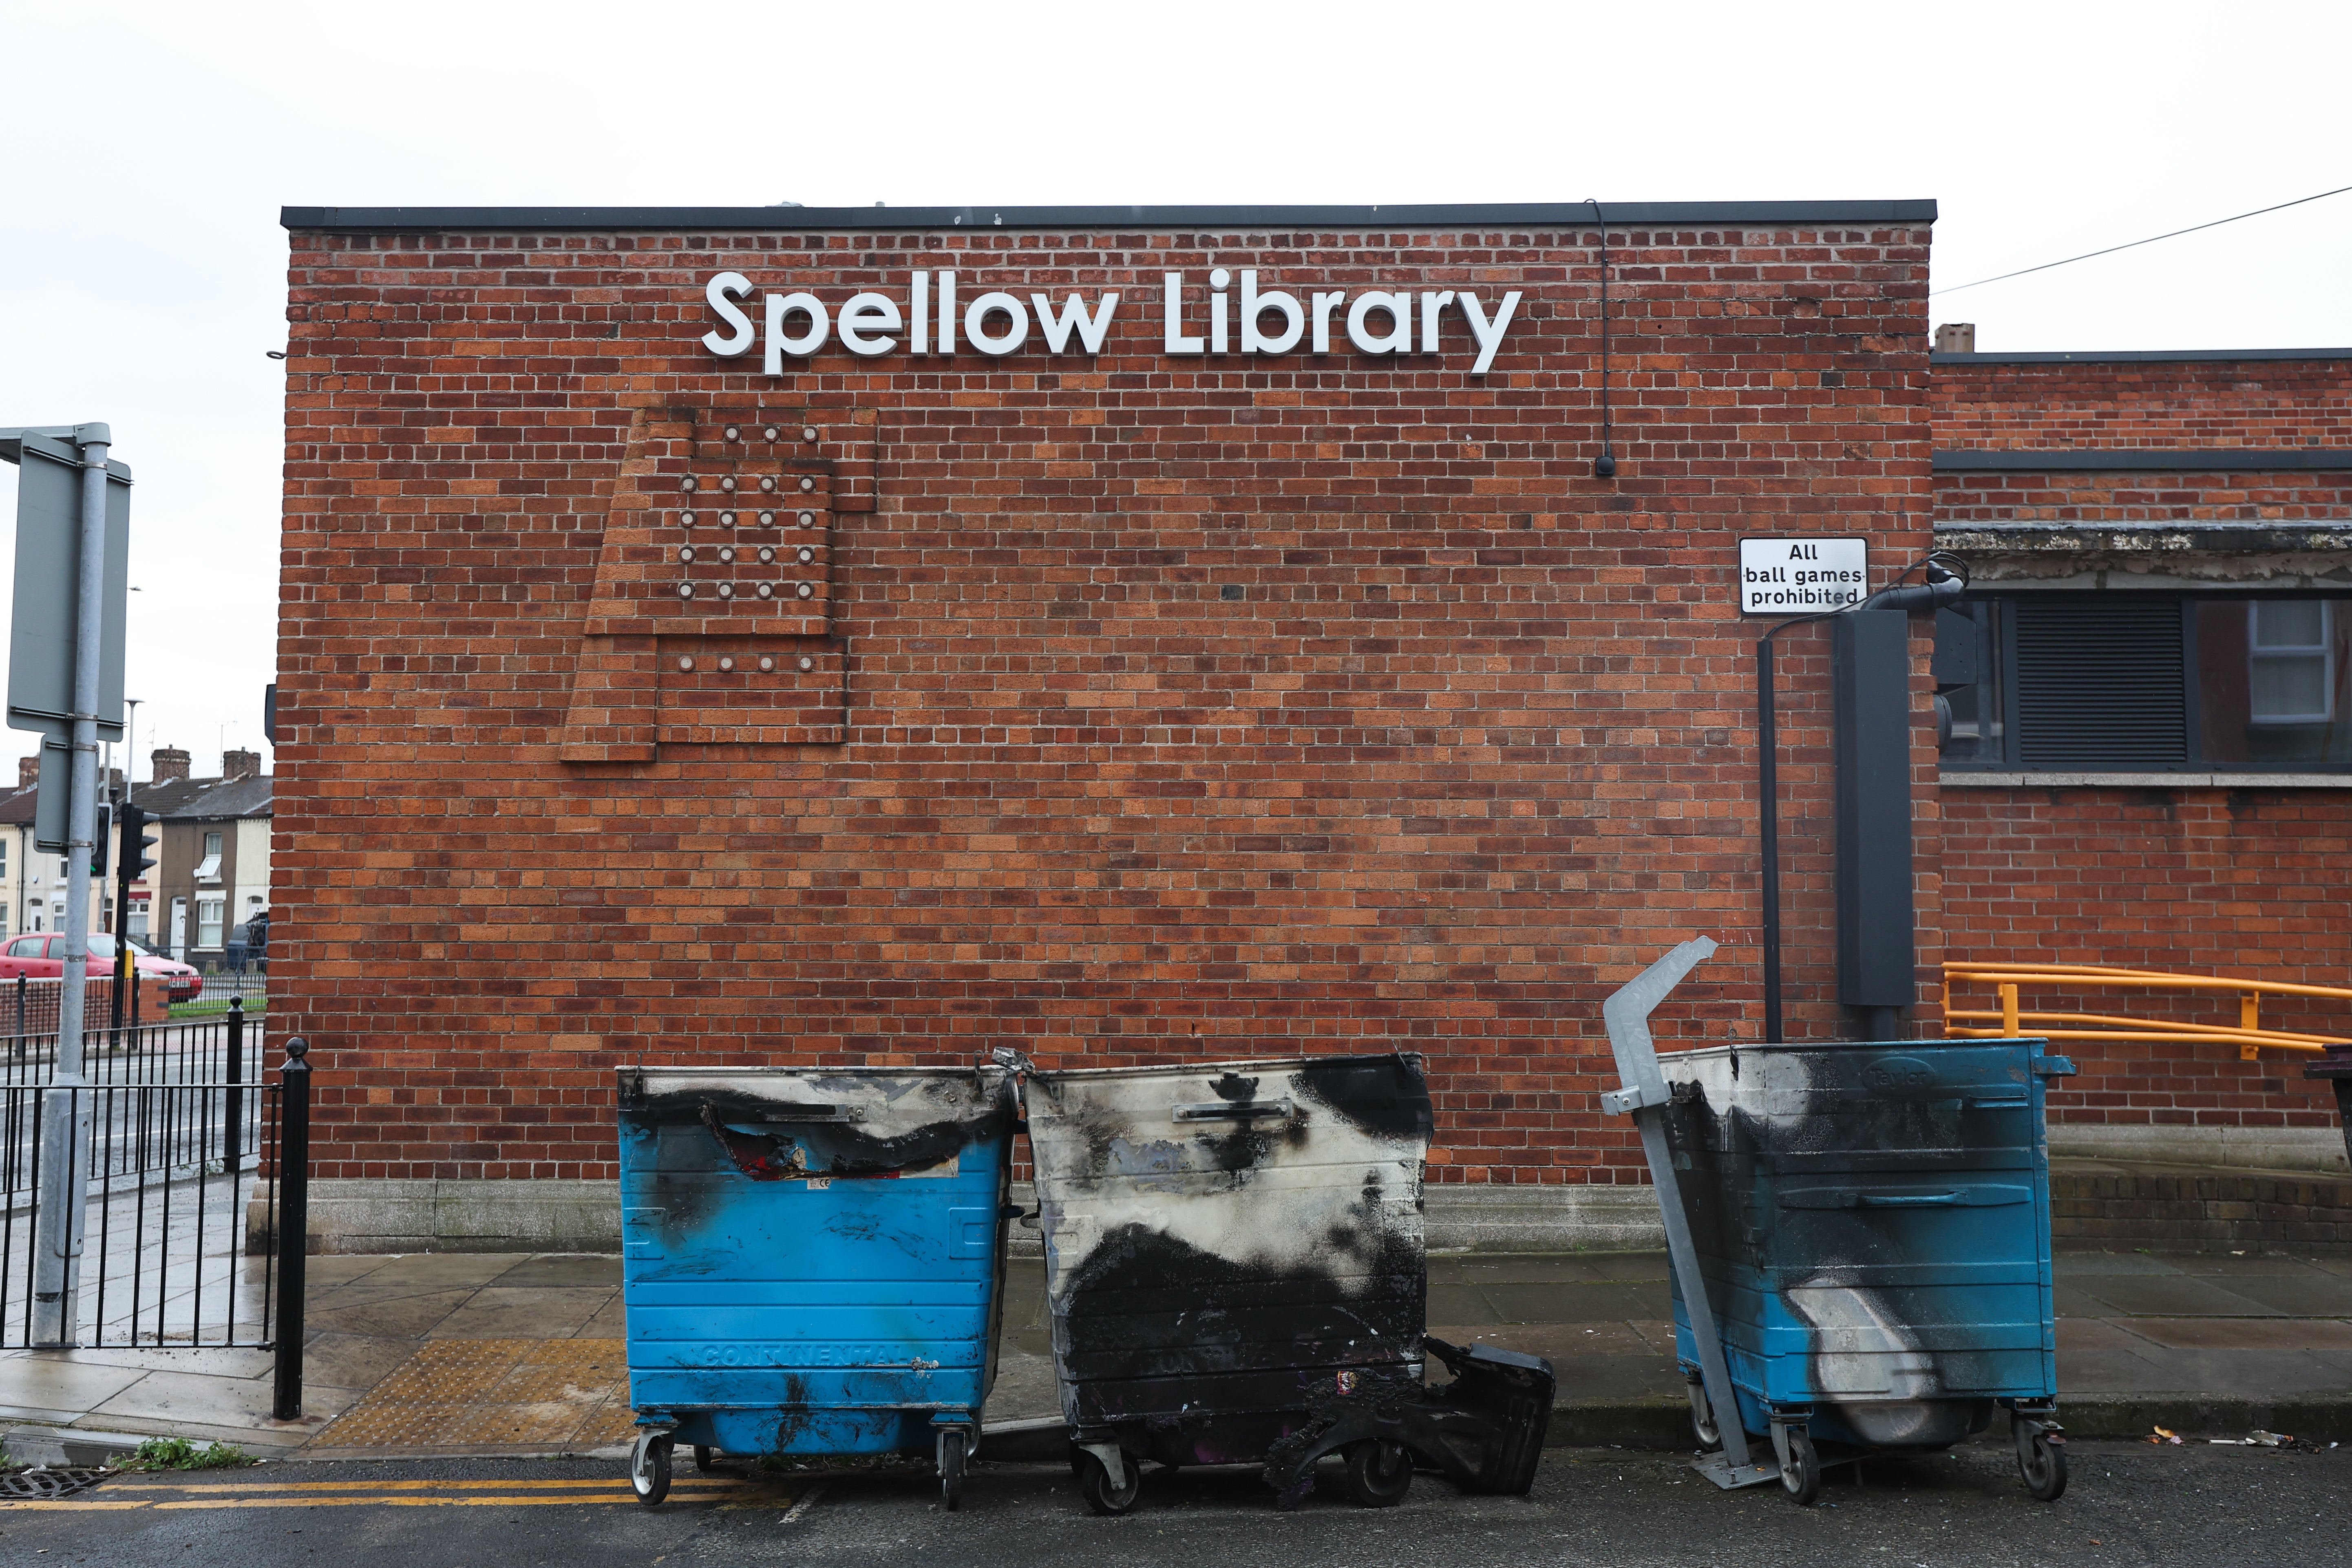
1691, 1450, 1781, 1489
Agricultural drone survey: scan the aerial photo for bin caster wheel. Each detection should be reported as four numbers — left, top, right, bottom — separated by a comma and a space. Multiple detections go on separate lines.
2016, 1418, 2068, 1502
1342, 1440, 1413, 1508
939, 1429, 968, 1512
1075, 1448, 1139, 1516
692, 1445, 719, 1473
1777, 1429, 1821, 1507
1685, 1375, 1720, 1449
630, 1433, 674, 1507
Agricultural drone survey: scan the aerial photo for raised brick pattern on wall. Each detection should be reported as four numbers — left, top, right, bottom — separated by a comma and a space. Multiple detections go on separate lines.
1932, 357, 2352, 450
276, 222, 1936, 1185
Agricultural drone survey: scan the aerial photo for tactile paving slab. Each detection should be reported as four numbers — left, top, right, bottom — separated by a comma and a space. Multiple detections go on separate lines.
311, 1338, 637, 1453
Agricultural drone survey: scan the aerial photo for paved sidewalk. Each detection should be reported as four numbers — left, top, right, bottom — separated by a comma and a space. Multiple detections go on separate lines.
5, 1246, 2349, 1463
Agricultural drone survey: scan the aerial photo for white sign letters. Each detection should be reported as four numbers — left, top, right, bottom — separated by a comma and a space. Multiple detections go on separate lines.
702, 270, 1522, 375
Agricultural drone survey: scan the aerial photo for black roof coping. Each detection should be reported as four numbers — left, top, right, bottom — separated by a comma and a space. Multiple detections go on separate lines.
1933, 348, 2352, 365
1935, 448, 2352, 474
281, 199, 1938, 234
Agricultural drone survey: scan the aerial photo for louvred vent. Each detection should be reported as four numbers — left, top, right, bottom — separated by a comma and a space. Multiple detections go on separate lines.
2014, 598, 2188, 767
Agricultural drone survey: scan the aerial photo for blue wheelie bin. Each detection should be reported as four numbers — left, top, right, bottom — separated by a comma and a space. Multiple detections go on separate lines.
614, 1063, 1018, 1509
1653, 1035, 2076, 1504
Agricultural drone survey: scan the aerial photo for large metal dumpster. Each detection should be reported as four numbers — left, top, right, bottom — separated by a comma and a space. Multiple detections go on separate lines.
1654, 1035, 2075, 1504
614, 1064, 1017, 1509
1023, 1052, 1442, 1513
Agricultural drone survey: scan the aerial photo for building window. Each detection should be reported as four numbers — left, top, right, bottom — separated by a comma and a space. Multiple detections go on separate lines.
2248, 600, 2332, 724
1938, 594, 2352, 772
197, 897, 225, 950
194, 831, 223, 882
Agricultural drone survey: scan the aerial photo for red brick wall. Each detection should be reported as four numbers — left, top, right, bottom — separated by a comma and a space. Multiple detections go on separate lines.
1935, 468, 2352, 526
1932, 356, 2352, 449
1932, 353, 2350, 1141
1940, 785, 2346, 1137
275, 221, 1935, 1185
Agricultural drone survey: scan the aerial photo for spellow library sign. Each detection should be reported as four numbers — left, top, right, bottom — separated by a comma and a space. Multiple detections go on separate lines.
698, 269, 1527, 374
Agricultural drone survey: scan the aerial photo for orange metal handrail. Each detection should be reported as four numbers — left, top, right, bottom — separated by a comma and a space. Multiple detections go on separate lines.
1941, 960, 2352, 1060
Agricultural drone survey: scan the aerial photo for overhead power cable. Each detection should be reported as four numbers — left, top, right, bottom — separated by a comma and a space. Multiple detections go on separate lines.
1931, 183, 2352, 297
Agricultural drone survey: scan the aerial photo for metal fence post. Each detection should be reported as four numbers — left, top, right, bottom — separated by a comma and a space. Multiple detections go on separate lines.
270, 1036, 310, 1420
225, 996, 245, 1164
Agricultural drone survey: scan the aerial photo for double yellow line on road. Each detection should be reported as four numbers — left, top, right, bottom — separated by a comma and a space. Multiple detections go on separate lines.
0, 1475, 809, 1513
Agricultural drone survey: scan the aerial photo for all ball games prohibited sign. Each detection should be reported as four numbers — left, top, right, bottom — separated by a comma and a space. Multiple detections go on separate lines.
1737, 537, 1867, 616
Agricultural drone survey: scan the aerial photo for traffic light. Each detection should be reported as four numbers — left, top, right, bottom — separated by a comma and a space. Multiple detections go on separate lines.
90, 803, 110, 878
115, 800, 160, 978
120, 801, 159, 877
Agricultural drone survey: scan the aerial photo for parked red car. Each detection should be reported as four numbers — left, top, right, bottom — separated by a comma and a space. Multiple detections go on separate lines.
0, 932, 203, 1003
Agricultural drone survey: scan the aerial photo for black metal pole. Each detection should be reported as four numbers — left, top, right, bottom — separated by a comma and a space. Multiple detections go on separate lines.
108, 791, 128, 1058
270, 1036, 310, 1420
1756, 614, 1840, 1043
1758, 634, 1782, 1044
225, 996, 244, 1165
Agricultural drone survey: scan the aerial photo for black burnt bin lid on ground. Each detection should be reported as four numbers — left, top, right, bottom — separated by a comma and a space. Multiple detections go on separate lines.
279, 199, 1938, 233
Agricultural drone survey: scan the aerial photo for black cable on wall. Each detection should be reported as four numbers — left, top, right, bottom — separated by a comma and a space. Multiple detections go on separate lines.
1589, 199, 1616, 480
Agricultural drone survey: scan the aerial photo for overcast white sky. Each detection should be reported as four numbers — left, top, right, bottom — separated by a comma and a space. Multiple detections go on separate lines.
2, 0, 2348, 783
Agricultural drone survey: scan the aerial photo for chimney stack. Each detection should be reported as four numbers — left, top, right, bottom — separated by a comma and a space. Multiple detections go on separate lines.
152, 747, 191, 783
222, 749, 261, 781
1933, 322, 1977, 354
17, 756, 36, 788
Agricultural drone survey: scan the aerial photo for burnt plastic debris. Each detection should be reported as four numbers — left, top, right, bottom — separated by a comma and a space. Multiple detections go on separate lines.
1261, 1336, 1558, 1508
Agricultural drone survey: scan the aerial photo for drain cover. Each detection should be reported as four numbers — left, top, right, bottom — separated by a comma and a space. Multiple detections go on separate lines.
0, 1466, 110, 1499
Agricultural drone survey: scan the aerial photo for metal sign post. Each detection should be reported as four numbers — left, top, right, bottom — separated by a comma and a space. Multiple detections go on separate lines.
2, 424, 130, 1346
1599, 936, 1780, 1490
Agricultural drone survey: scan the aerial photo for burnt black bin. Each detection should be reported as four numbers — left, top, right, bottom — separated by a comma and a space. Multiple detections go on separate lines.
1019, 1052, 1555, 1513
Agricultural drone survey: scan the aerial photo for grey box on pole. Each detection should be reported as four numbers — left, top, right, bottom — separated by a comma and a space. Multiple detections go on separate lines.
4, 431, 128, 741
32, 737, 71, 852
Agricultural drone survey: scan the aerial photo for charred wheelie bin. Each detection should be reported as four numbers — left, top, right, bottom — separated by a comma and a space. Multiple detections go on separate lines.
614, 1063, 1018, 1510
1017, 1050, 1556, 1513
1603, 939, 2075, 1507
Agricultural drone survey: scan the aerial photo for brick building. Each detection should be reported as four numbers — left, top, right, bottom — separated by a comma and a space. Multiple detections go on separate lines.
272, 201, 2347, 1252
130, 748, 274, 963
1929, 343, 2352, 1174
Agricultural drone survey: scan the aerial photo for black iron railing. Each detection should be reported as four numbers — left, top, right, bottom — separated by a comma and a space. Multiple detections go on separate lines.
2, 994, 258, 1090
0, 1019, 310, 1409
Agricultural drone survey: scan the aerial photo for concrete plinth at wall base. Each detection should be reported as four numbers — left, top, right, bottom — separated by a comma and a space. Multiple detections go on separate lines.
278, 1179, 1672, 1256
275, 1151, 2352, 1258
2049, 1123, 2350, 1177
250, 1179, 623, 1255
1423, 1183, 1665, 1252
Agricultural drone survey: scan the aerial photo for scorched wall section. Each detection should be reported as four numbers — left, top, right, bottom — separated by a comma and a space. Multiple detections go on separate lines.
275, 208, 1937, 1203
